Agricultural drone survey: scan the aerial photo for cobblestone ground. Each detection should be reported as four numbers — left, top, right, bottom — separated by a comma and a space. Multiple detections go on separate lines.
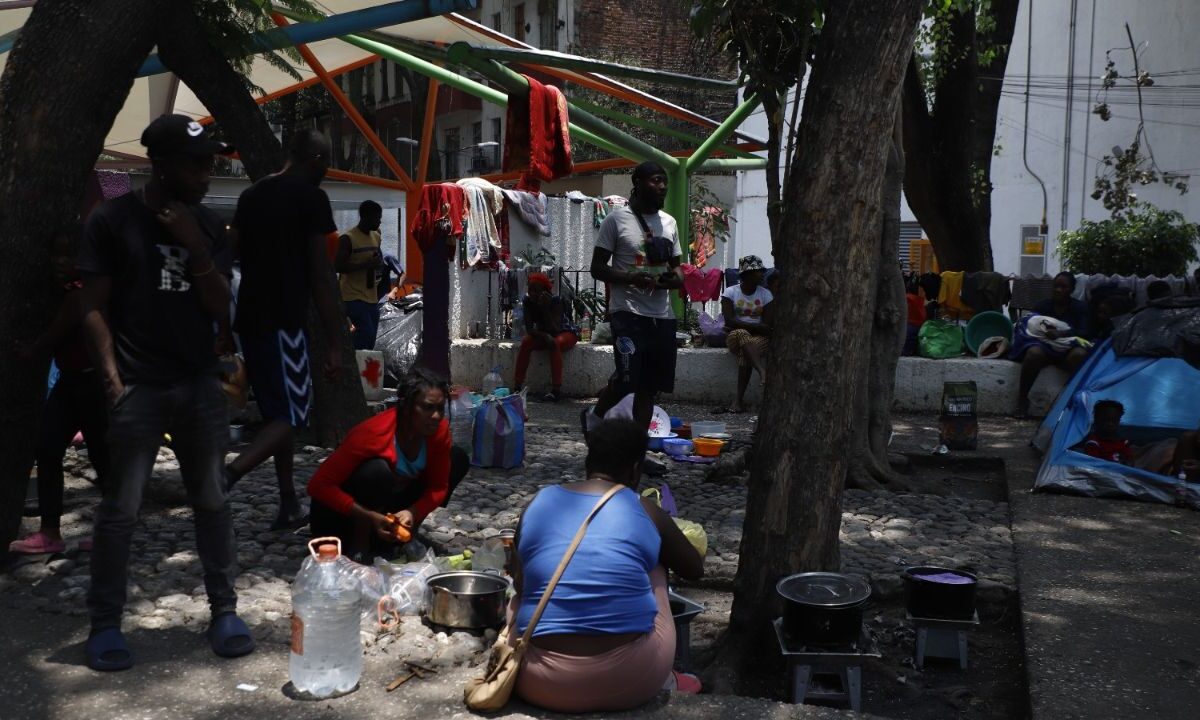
0, 402, 1015, 667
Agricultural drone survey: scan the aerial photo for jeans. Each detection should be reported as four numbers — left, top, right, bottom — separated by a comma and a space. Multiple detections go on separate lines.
88, 374, 237, 630
345, 300, 380, 351
37, 370, 110, 527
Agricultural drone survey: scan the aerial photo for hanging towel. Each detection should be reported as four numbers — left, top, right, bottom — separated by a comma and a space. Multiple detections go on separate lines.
461, 186, 501, 267
456, 177, 505, 215
502, 188, 550, 237
593, 199, 609, 228
603, 194, 628, 208
410, 183, 466, 256
961, 271, 1010, 312
937, 271, 975, 320
503, 75, 573, 191
680, 265, 723, 302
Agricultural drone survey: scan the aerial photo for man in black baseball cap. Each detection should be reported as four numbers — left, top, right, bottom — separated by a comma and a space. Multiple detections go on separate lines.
77, 113, 251, 670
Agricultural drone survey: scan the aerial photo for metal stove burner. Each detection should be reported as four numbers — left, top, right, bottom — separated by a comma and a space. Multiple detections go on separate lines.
773, 618, 881, 711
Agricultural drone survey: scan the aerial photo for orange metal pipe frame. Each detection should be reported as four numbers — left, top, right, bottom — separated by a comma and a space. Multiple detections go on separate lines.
326, 168, 408, 190
404, 77, 441, 283
272, 13, 415, 192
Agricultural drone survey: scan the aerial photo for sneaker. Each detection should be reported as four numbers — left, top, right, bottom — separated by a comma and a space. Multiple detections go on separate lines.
542, 390, 562, 403
9, 531, 66, 555
662, 671, 702, 694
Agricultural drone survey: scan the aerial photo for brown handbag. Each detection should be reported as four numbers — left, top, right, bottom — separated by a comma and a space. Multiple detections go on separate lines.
463, 484, 625, 711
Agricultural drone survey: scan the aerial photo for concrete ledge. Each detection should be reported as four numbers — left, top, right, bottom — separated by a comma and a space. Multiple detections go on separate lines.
449, 340, 1071, 414
450, 339, 763, 406
894, 357, 1070, 417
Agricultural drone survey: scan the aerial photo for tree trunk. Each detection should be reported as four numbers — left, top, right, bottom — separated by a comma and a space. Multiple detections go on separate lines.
721, 0, 924, 681
156, 9, 285, 180
900, 0, 1019, 271
0, 0, 168, 560
847, 112, 908, 491
156, 7, 368, 448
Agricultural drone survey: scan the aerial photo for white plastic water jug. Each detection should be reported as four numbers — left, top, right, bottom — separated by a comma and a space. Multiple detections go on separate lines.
289, 538, 363, 698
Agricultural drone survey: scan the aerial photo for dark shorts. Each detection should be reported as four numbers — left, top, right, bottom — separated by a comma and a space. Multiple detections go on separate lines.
240, 328, 312, 428
610, 311, 677, 396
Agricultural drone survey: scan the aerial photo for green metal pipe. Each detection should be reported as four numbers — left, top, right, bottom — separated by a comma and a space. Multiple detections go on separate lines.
696, 157, 768, 171
338, 34, 615, 155
684, 94, 761, 173
446, 42, 679, 170
456, 45, 739, 91
571, 99, 759, 160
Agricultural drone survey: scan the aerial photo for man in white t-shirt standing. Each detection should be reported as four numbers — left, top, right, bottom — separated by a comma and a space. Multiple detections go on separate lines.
583, 161, 684, 441
720, 255, 773, 413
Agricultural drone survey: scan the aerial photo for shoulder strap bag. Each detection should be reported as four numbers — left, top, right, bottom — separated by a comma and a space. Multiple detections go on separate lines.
463, 484, 624, 711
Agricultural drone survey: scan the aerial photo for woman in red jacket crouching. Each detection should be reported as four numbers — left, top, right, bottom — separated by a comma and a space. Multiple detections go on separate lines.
307, 367, 469, 560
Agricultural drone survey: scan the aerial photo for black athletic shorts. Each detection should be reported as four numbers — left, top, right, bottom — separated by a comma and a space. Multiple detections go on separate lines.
609, 311, 677, 396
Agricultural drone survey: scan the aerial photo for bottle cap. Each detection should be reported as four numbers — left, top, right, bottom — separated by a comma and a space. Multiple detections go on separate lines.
316, 543, 338, 561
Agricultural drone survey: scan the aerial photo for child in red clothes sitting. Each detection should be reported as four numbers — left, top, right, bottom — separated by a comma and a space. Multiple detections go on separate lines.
1082, 400, 1133, 464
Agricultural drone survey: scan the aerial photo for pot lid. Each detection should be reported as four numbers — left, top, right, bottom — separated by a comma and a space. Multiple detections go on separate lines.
776, 572, 871, 608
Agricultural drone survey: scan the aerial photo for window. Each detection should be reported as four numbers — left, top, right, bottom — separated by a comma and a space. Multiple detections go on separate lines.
514, 3, 526, 42
380, 60, 390, 101
443, 128, 460, 178
492, 12, 501, 31
538, 0, 558, 50
472, 121, 483, 148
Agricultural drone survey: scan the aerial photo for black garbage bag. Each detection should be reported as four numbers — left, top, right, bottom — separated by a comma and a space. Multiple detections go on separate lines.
375, 298, 423, 385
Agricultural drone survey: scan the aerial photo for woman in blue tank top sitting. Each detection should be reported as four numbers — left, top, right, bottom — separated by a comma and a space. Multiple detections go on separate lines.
508, 418, 704, 713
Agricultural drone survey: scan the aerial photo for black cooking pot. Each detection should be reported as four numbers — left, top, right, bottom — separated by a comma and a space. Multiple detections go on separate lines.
903, 566, 978, 620
776, 572, 871, 647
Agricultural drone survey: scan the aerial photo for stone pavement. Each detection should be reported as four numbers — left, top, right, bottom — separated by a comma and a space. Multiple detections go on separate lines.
982, 418, 1200, 720
0, 399, 1017, 719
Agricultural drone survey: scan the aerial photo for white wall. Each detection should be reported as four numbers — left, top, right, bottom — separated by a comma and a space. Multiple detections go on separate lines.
991, 0, 1200, 276
734, 1, 1200, 276
733, 84, 919, 268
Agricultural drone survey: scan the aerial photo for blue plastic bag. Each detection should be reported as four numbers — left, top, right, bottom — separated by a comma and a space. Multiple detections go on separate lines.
470, 393, 526, 469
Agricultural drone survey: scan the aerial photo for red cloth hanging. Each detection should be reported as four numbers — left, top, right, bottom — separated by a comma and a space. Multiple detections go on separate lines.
503, 75, 573, 191
410, 183, 466, 259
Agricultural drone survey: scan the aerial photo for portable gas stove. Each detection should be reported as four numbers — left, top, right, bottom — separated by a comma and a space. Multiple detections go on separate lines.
773, 618, 881, 711
906, 610, 979, 669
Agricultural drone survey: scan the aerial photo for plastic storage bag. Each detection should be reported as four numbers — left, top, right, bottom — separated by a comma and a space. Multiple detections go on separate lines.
918, 319, 965, 359
471, 392, 526, 469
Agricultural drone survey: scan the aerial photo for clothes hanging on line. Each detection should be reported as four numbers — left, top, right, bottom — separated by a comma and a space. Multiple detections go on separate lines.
502, 188, 550, 237
503, 75, 573, 191
937, 271, 974, 320
680, 264, 723, 302
960, 271, 1010, 313
1009, 275, 1055, 310
460, 186, 501, 268
410, 183, 466, 256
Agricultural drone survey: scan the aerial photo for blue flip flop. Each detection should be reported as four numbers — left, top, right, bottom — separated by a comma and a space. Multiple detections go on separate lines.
86, 627, 133, 671
208, 612, 256, 659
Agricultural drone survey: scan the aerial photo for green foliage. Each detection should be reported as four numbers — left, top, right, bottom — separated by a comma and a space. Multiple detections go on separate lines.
1058, 203, 1199, 277
916, 0, 1003, 98
690, 0, 818, 104
689, 177, 734, 245
192, 0, 320, 92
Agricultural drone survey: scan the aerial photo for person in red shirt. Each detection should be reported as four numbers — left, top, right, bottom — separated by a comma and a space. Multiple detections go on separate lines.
1082, 400, 1133, 464
307, 367, 469, 560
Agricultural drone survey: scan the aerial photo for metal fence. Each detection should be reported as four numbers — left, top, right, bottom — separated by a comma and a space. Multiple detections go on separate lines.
474, 265, 730, 340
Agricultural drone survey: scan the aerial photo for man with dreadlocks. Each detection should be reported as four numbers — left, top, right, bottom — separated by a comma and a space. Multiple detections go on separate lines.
513, 272, 578, 402
307, 367, 469, 561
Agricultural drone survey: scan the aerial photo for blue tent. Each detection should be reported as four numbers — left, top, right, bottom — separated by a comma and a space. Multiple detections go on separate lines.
1033, 338, 1200, 508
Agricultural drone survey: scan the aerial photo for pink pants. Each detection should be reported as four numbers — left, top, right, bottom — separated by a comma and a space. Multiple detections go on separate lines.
511, 566, 675, 713
513, 331, 577, 388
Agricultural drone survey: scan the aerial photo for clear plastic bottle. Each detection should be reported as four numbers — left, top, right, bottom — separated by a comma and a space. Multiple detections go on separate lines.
290, 539, 363, 698
482, 365, 503, 395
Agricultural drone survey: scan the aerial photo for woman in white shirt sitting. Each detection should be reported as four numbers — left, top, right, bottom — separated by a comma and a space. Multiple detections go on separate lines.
719, 255, 774, 413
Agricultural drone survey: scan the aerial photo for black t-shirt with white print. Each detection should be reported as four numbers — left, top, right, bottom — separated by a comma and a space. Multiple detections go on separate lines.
78, 192, 230, 385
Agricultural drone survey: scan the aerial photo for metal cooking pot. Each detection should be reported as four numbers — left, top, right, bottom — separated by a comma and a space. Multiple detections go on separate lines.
425, 571, 508, 629
776, 572, 871, 647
